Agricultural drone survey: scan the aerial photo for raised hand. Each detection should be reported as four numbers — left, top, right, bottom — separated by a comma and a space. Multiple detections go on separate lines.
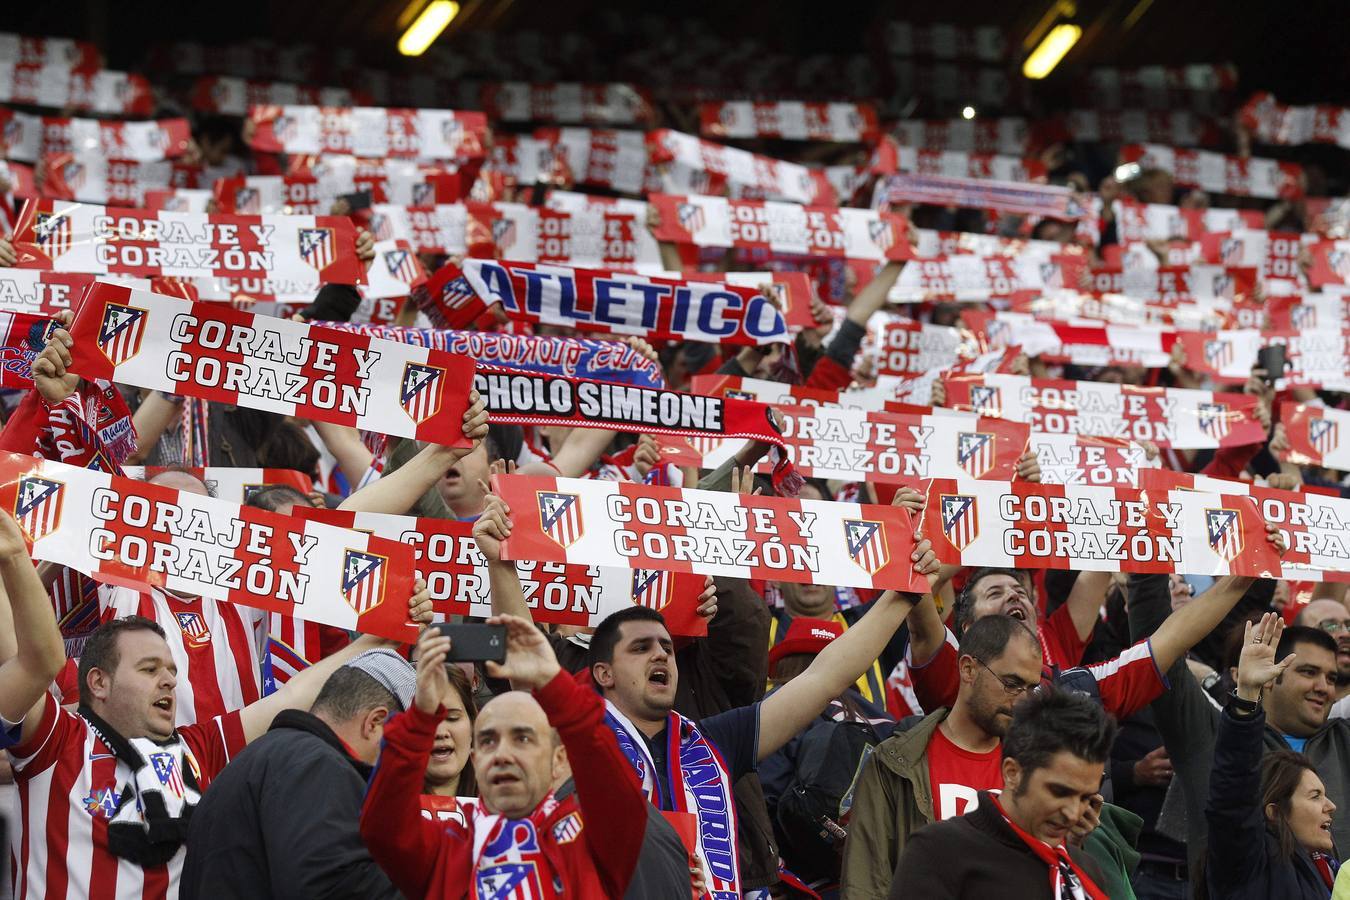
695, 576, 718, 621
473, 492, 514, 563
462, 389, 489, 444
729, 464, 762, 496
31, 312, 79, 404
407, 578, 434, 625
1236, 612, 1295, 702
1014, 450, 1041, 483
484, 614, 561, 691
355, 228, 375, 264
632, 434, 661, 479
413, 625, 453, 715
910, 537, 940, 592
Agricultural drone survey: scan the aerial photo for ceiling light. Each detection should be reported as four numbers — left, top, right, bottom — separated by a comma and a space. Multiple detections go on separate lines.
1022, 23, 1081, 79
961, 106, 976, 120
398, 1, 459, 56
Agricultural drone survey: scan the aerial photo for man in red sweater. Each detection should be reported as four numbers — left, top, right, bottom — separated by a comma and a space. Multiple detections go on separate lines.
360, 616, 649, 899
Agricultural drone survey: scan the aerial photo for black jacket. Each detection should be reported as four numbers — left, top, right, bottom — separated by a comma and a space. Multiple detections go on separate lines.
891, 791, 1106, 899
181, 709, 400, 900
1205, 705, 1334, 900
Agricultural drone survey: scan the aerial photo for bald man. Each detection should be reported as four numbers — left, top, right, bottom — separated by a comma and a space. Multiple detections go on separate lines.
1298, 599, 1350, 703
361, 618, 655, 899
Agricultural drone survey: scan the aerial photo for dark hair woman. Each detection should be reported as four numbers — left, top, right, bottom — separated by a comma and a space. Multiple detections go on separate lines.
1203, 613, 1338, 900
419, 663, 479, 827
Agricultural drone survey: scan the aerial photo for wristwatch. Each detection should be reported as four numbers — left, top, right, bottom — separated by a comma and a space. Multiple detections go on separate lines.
1228, 689, 1262, 718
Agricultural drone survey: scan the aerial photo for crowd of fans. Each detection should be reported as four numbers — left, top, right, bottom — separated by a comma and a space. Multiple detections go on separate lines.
0, 13, 1349, 900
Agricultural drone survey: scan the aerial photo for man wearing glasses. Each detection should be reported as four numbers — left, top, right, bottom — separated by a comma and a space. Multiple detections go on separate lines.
841, 614, 1045, 898
842, 535, 1288, 898
1295, 599, 1350, 706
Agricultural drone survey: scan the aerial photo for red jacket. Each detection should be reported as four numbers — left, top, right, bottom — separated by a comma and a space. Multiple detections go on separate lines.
360, 670, 647, 899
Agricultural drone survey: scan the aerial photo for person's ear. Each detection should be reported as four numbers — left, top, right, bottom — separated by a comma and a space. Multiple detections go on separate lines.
363, 707, 391, 740
1264, 802, 1279, 824
1001, 757, 1022, 795
592, 662, 614, 689
551, 742, 568, 782
86, 667, 114, 704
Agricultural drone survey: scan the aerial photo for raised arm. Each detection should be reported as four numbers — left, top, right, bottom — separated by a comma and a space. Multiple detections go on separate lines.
756, 540, 937, 761
238, 583, 434, 743
361, 625, 470, 899
1148, 574, 1256, 674
0, 511, 66, 742
1063, 570, 1112, 642
489, 614, 647, 898
339, 392, 487, 514
531, 426, 618, 478
310, 421, 377, 487
1205, 615, 1294, 893
127, 391, 184, 464
472, 491, 531, 621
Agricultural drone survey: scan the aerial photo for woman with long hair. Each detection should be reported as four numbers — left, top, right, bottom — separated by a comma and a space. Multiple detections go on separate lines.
1204, 613, 1338, 899
419, 663, 478, 826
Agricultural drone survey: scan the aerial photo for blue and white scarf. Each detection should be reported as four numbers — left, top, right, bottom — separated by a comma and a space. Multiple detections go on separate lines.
603, 700, 741, 900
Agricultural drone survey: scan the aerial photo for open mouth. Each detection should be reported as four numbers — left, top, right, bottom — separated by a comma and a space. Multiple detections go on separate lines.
648, 667, 670, 688
1322, 821, 1333, 832
153, 697, 172, 712
430, 744, 456, 762
489, 772, 521, 788
1006, 605, 1027, 621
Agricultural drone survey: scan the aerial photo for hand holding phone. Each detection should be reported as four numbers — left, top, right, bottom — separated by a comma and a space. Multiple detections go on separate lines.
433, 623, 507, 663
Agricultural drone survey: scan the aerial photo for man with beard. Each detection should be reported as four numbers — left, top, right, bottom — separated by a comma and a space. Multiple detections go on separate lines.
1294, 599, 1350, 705
841, 615, 1044, 898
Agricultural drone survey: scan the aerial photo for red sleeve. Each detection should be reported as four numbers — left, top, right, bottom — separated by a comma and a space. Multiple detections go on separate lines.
909, 637, 961, 713
534, 670, 647, 898
8, 693, 78, 777
1201, 443, 1260, 479
360, 704, 470, 900
1085, 640, 1167, 720
803, 355, 853, 391
179, 709, 246, 784
1042, 604, 1089, 669
0, 389, 46, 455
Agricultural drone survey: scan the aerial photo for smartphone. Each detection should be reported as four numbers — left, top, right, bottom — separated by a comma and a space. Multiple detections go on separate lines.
1256, 344, 1287, 384
434, 623, 507, 663
338, 190, 373, 212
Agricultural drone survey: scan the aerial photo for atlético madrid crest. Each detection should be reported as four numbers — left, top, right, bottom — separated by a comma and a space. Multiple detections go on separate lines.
940, 494, 979, 551
341, 549, 388, 615
14, 475, 64, 543
97, 302, 148, 366
632, 569, 673, 610
969, 386, 1002, 417
1206, 508, 1243, 563
1310, 417, 1339, 456
400, 362, 445, 425
537, 492, 583, 549
843, 519, 889, 575
298, 227, 336, 272
956, 432, 995, 479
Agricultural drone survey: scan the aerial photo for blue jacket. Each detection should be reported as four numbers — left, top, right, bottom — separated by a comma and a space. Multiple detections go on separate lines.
1205, 705, 1334, 900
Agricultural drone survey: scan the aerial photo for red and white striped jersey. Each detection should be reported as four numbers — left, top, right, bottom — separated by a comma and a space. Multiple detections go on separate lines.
98, 587, 265, 727
8, 693, 245, 900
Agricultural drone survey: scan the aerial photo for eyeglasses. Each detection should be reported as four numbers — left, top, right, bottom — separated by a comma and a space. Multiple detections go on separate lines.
972, 656, 1039, 697
1318, 620, 1350, 635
